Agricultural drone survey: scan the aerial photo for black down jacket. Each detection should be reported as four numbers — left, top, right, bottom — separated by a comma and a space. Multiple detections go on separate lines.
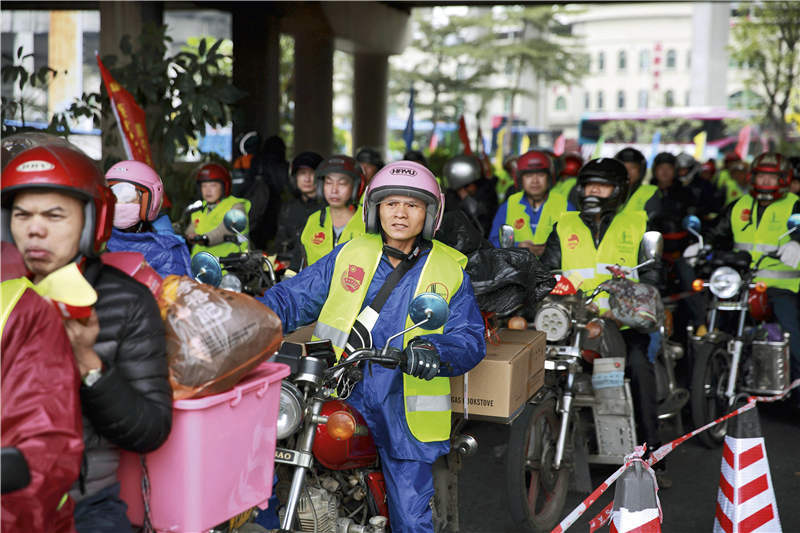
69, 259, 172, 502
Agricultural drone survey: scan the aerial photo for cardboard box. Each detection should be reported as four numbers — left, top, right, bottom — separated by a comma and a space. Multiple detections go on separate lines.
450, 329, 545, 420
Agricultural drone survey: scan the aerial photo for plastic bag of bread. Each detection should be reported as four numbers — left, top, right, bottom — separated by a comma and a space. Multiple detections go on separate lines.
158, 275, 283, 400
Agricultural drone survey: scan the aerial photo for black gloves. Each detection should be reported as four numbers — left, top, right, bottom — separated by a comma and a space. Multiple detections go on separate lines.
401, 338, 441, 381
188, 234, 209, 246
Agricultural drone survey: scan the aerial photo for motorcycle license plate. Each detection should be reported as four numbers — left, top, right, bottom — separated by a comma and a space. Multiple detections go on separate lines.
274, 448, 297, 464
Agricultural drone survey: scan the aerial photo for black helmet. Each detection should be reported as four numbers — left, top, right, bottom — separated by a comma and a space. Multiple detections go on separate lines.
403, 150, 428, 167
443, 154, 482, 191
675, 153, 700, 184
615, 147, 646, 178
576, 158, 630, 215
355, 146, 384, 169
291, 151, 323, 176
235, 131, 261, 157
652, 152, 677, 169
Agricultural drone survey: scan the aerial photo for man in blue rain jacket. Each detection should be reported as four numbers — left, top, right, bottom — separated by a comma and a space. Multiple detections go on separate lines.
259, 161, 484, 533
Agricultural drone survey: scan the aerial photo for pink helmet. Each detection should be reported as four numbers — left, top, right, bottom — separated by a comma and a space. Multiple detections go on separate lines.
363, 160, 444, 240
105, 160, 164, 222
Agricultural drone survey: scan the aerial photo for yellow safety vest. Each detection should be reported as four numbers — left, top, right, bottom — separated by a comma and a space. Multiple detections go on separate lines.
718, 170, 744, 207
552, 177, 576, 198
505, 191, 568, 245
557, 210, 647, 313
623, 184, 658, 214
311, 233, 466, 442
731, 193, 800, 292
190, 195, 252, 258
300, 205, 366, 266
1, 278, 33, 337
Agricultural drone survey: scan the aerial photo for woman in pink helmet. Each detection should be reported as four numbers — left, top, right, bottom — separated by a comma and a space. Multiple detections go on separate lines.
259, 161, 484, 533
105, 160, 192, 277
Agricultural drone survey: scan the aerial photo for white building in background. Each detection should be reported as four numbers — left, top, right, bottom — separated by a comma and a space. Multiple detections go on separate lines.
545, 2, 741, 140
389, 2, 750, 153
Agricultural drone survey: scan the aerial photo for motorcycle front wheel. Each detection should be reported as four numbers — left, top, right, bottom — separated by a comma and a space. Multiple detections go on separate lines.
690, 343, 731, 448
506, 399, 570, 533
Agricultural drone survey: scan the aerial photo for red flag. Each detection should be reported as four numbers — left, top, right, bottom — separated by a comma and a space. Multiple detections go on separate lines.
553, 133, 566, 156
735, 125, 751, 161
428, 127, 439, 152
96, 53, 154, 167
458, 115, 472, 155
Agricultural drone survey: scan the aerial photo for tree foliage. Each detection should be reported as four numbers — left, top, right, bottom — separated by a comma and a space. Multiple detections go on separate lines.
729, 1, 800, 148
600, 118, 703, 143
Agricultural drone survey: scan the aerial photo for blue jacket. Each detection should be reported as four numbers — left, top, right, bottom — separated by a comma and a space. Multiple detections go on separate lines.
489, 193, 576, 248
152, 213, 181, 238
106, 228, 192, 278
259, 242, 485, 462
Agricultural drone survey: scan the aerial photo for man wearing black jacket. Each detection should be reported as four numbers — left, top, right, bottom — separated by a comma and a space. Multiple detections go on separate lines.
271, 151, 324, 271
2, 142, 172, 533
541, 158, 669, 486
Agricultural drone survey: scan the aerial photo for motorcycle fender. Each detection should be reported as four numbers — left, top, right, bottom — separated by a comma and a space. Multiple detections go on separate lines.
365, 471, 390, 519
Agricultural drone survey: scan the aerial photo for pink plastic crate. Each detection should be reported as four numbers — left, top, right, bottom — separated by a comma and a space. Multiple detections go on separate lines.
118, 361, 290, 532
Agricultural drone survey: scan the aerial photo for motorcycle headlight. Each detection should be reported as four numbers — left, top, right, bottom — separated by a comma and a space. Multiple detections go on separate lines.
709, 266, 742, 299
220, 273, 243, 292
534, 303, 571, 342
276, 381, 304, 440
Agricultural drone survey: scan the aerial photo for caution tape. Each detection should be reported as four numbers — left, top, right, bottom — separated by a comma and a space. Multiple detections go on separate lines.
551, 378, 800, 533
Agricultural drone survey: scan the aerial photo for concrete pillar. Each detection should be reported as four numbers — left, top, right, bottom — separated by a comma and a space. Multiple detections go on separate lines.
233, 8, 281, 150
294, 31, 334, 156
48, 12, 82, 116
99, 2, 163, 164
690, 2, 729, 107
352, 52, 388, 154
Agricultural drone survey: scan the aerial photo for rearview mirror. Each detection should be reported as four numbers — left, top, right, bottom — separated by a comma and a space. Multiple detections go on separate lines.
223, 209, 248, 234
191, 251, 222, 287
408, 292, 450, 330
641, 231, 663, 262
499, 225, 515, 249
682, 215, 701, 233
782, 213, 800, 239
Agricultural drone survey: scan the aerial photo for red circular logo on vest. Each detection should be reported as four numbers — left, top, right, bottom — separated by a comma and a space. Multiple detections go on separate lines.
740, 209, 751, 222
567, 233, 580, 250
514, 218, 525, 230
341, 265, 365, 293
312, 231, 326, 245
425, 282, 449, 300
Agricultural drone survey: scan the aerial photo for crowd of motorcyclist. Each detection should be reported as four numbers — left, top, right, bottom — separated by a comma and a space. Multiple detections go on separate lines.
2, 127, 799, 533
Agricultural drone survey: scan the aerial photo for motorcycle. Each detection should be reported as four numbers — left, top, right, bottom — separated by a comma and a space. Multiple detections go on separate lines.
505, 230, 688, 532
192, 210, 277, 296
682, 213, 800, 448
270, 292, 472, 533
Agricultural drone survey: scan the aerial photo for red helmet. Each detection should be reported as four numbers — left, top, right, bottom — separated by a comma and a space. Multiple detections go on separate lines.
1, 143, 115, 257
194, 162, 232, 197
516, 150, 554, 188
723, 151, 741, 167
701, 159, 716, 179
749, 152, 790, 201
560, 152, 583, 179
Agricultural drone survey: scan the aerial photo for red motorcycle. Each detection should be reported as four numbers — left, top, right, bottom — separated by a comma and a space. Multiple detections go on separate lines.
271, 293, 461, 533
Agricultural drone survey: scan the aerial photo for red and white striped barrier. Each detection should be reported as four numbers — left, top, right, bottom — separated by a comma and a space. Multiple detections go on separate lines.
551, 378, 800, 533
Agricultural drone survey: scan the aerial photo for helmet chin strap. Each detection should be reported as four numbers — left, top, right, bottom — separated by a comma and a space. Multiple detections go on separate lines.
380, 231, 425, 261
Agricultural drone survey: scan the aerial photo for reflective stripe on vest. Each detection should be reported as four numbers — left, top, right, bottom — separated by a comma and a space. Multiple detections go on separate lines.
557, 210, 647, 314
190, 195, 252, 258
504, 191, 568, 245
734, 242, 779, 253
1, 278, 33, 337
312, 233, 464, 442
301, 205, 366, 266
731, 193, 800, 292
624, 184, 657, 213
